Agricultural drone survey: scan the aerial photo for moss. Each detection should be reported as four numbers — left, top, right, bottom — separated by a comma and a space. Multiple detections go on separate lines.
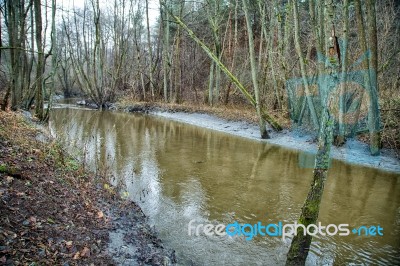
65, 158, 80, 172
0, 163, 8, 173
304, 200, 320, 218
288, 238, 300, 254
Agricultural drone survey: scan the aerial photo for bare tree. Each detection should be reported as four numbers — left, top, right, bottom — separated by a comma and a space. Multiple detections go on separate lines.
293, 0, 319, 129
205, 0, 223, 106
160, 0, 170, 102
161, 2, 282, 131
243, 0, 268, 138
145, 0, 155, 100
34, 0, 44, 119
286, 0, 340, 263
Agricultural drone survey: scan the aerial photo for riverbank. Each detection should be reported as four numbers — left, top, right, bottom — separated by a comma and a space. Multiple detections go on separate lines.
0, 111, 175, 265
114, 101, 400, 174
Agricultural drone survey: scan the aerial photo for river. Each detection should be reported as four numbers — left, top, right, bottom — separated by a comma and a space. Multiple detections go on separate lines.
49, 107, 400, 265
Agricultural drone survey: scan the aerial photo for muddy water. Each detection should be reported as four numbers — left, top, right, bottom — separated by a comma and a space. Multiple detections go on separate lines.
49, 108, 400, 266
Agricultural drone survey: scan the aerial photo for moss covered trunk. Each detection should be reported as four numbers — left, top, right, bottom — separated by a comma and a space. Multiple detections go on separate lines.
285, 107, 334, 265
286, 0, 338, 264
285, 170, 327, 265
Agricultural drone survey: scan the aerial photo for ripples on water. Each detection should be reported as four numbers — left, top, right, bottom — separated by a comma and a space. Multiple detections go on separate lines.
50, 108, 400, 265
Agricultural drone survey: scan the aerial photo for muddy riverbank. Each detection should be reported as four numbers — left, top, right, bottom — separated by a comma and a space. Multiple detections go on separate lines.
0, 110, 175, 265
114, 102, 400, 173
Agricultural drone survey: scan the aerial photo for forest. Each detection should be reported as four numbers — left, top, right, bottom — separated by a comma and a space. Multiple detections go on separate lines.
1, 0, 399, 153
0, 0, 399, 265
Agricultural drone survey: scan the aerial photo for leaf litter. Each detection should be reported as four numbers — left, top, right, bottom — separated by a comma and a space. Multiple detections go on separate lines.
0, 111, 175, 265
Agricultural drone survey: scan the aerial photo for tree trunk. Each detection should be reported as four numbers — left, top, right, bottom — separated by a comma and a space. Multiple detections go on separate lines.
160, 0, 170, 102
206, 0, 222, 106
243, 0, 268, 139
34, 0, 44, 120
293, 0, 319, 129
366, 0, 381, 155
44, 0, 57, 121
7, 0, 23, 110
145, 0, 155, 100
335, 0, 349, 146
208, 61, 215, 106
352, 0, 381, 155
286, 0, 338, 264
163, 4, 282, 131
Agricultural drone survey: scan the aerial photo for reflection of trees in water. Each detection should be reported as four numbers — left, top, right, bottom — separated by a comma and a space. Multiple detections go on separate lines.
153, 120, 314, 223
50, 109, 400, 265
316, 161, 400, 265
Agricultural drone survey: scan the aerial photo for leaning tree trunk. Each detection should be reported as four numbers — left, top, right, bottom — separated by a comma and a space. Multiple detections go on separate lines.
286, 0, 339, 264
161, 3, 283, 131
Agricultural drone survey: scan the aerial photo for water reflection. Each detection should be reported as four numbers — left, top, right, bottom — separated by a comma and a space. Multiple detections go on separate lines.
50, 108, 400, 265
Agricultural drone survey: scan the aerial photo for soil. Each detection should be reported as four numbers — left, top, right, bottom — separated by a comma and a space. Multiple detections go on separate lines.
0, 111, 176, 265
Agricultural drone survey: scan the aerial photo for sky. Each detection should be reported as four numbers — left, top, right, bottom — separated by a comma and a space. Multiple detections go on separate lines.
58, 0, 160, 26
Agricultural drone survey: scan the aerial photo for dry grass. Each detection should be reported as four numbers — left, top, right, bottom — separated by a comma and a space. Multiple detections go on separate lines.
118, 98, 291, 129
0, 111, 41, 148
118, 97, 399, 157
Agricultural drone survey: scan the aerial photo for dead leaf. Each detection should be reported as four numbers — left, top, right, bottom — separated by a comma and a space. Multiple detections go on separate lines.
80, 247, 90, 258
73, 251, 80, 260
0, 256, 6, 264
7, 231, 17, 239
6, 176, 13, 183
29, 216, 37, 224
96, 211, 104, 219
65, 241, 73, 249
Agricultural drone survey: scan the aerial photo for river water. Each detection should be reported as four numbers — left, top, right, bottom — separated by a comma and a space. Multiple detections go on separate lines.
49, 108, 400, 265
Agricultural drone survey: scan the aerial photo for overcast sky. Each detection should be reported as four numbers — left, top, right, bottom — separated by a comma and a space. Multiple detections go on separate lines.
58, 0, 160, 26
